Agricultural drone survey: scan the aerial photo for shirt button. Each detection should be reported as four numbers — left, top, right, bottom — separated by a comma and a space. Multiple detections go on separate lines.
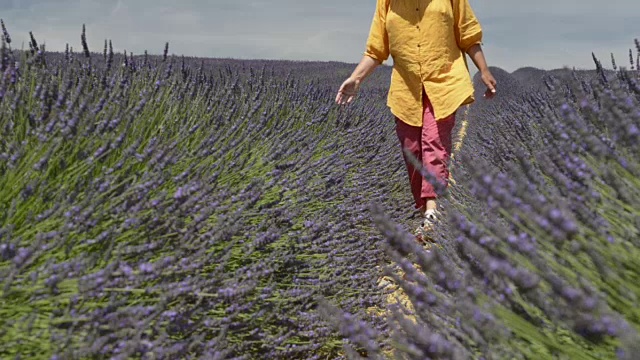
416, 7, 419, 11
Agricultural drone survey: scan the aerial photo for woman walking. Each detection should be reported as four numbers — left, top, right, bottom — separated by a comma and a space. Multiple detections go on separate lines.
336, 0, 496, 242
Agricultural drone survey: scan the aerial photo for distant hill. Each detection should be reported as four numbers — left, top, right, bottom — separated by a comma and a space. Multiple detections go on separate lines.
510, 66, 548, 92
469, 64, 623, 101
472, 66, 525, 101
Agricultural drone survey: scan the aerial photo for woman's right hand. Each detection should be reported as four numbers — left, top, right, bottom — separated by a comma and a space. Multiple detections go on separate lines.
335, 77, 360, 105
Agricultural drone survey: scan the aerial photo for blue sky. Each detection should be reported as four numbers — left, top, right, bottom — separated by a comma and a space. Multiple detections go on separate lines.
1, 0, 638, 73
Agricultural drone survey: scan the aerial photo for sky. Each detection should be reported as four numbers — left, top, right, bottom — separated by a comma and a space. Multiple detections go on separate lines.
1, 0, 638, 73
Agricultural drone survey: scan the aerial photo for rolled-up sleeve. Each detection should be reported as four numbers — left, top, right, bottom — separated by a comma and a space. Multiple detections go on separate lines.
364, 0, 390, 63
453, 0, 483, 52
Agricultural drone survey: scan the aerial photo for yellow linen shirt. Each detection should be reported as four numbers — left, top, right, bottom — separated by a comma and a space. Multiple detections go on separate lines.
364, 0, 483, 126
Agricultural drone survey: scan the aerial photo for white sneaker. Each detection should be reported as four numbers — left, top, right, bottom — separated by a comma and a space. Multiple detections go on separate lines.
414, 209, 440, 242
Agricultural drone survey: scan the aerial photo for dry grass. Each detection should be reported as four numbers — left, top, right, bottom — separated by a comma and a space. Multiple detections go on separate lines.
449, 104, 470, 186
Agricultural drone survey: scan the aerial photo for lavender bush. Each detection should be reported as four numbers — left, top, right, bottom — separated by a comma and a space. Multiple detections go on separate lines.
0, 22, 399, 359
1, 20, 639, 360
324, 46, 640, 358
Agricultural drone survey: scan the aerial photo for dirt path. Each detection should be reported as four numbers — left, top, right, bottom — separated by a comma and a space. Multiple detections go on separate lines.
364, 105, 471, 357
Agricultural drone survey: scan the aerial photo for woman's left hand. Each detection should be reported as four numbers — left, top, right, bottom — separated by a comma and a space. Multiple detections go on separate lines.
481, 70, 497, 99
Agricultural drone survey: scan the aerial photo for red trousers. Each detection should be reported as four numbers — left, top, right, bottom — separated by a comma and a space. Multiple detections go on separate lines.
395, 88, 456, 209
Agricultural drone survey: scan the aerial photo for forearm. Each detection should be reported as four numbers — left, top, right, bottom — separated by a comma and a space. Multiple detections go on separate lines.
466, 44, 490, 73
349, 55, 381, 83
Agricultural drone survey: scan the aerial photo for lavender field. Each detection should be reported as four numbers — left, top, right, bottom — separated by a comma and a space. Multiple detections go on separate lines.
1, 21, 640, 359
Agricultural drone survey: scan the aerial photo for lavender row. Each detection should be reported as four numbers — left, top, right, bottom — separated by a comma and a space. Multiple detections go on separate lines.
322, 43, 640, 359
0, 22, 406, 359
